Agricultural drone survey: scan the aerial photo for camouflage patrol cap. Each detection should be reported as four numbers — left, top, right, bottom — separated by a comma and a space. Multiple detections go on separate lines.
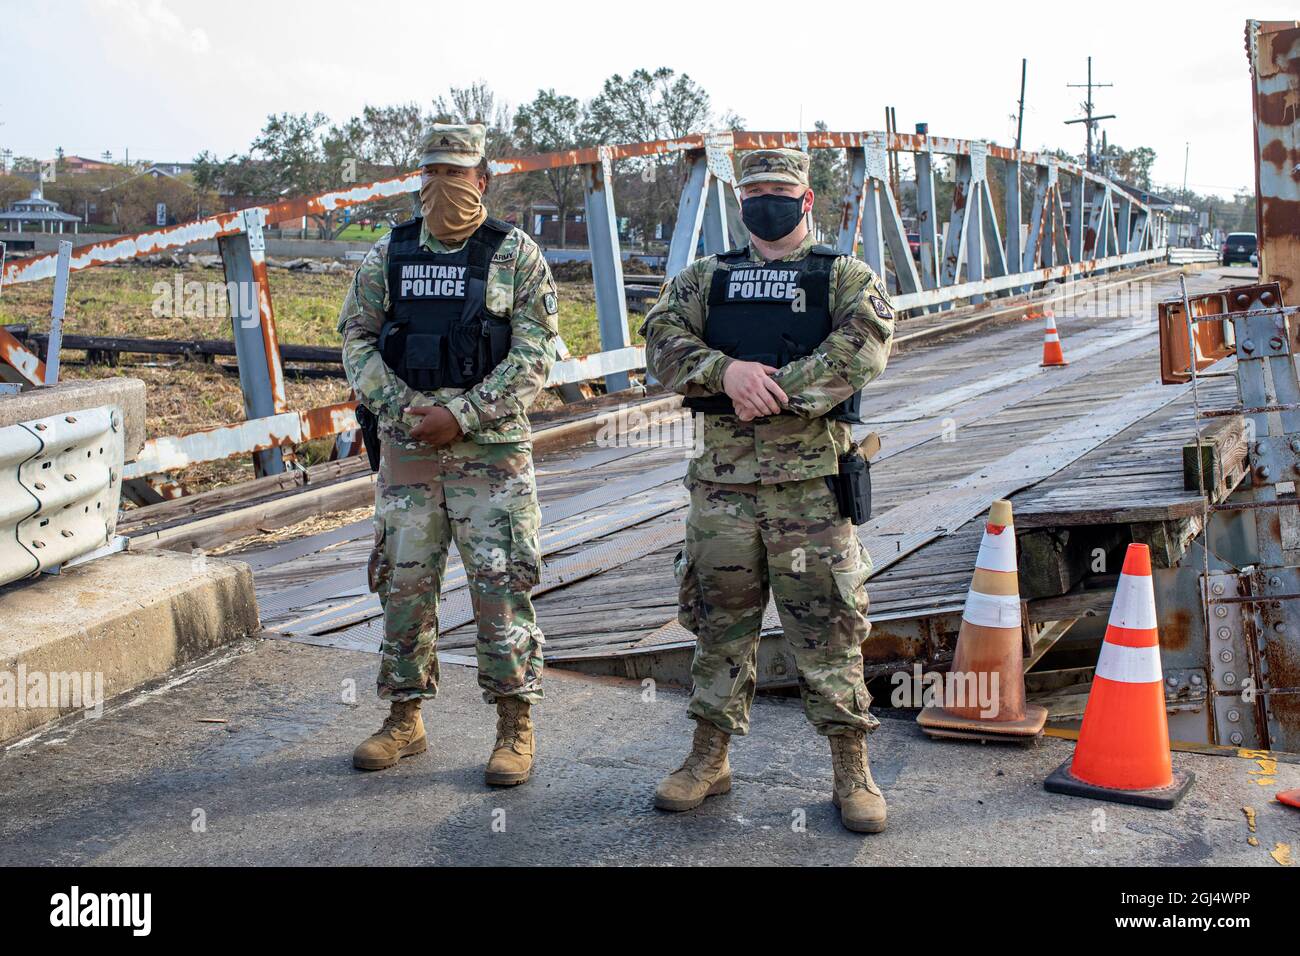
417, 123, 486, 168
738, 148, 810, 188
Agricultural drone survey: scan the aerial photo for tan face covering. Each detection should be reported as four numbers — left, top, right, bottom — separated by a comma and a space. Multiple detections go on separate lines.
420, 174, 487, 242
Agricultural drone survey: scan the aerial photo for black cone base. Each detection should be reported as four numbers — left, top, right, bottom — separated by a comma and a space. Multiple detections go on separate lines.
1044, 756, 1194, 810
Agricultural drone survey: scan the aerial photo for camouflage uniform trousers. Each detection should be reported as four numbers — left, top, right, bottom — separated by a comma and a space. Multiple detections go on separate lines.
676, 474, 879, 737
368, 436, 544, 704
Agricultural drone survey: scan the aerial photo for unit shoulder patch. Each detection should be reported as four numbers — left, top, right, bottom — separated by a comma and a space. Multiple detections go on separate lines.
542, 292, 559, 315
868, 295, 894, 320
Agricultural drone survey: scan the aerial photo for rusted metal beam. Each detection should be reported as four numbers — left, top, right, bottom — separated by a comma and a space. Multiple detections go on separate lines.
1248, 19, 1300, 301
124, 400, 359, 479
582, 148, 632, 393
894, 247, 1165, 311
2, 174, 421, 287
219, 208, 287, 476
0, 327, 46, 386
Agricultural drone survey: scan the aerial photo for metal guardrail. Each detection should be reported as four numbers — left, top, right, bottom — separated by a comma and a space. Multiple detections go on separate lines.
0, 127, 1168, 493
1168, 247, 1221, 264
0, 404, 124, 586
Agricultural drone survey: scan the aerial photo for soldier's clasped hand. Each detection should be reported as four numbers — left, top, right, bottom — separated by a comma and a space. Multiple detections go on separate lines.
722, 360, 788, 421
406, 405, 463, 447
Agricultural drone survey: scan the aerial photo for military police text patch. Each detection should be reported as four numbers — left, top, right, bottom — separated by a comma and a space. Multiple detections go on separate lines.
396, 263, 466, 299
869, 295, 894, 319
543, 292, 559, 315
725, 267, 800, 302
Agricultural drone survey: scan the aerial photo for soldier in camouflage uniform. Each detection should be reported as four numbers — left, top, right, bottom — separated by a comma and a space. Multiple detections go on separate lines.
338, 124, 559, 786
640, 148, 895, 832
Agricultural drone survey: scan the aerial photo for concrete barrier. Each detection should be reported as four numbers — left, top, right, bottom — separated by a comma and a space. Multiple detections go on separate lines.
0, 549, 260, 743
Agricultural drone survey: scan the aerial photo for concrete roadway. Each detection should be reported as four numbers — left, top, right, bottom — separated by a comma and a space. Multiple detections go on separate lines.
1, 637, 1296, 866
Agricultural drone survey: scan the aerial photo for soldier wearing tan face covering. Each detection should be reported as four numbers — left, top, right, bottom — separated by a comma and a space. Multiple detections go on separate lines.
337, 122, 561, 789
420, 170, 487, 242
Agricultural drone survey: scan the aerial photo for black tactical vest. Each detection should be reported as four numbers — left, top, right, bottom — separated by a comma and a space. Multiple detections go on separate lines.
378, 216, 514, 390
682, 246, 863, 423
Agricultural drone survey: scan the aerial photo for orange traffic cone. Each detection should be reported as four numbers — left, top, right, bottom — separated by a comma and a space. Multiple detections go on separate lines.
1045, 543, 1194, 809
1280, 789, 1300, 810
917, 500, 1047, 741
1040, 310, 1069, 366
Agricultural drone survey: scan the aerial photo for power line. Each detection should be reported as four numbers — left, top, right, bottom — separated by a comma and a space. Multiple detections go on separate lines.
1015, 58, 1027, 150
1064, 56, 1115, 170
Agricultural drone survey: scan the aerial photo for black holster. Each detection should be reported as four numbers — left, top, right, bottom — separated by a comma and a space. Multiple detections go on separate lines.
355, 403, 381, 473
825, 451, 872, 525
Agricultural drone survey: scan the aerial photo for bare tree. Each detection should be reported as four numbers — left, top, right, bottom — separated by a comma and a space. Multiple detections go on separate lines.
360, 102, 430, 169
584, 67, 715, 250
515, 90, 588, 249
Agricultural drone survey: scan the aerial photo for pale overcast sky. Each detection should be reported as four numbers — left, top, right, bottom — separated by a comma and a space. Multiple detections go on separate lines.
1, 0, 1286, 199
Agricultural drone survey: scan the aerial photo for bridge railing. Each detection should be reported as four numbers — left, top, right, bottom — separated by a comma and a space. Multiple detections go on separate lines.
0, 129, 1167, 493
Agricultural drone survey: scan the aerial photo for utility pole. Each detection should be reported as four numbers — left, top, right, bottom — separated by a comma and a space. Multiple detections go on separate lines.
1064, 56, 1115, 169
1015, 58, 1027, 150
885, 106, 900, 195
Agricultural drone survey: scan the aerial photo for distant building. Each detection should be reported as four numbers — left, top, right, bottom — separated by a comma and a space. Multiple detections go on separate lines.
527, 202, 586, 246
0, 184, 81, 233
55, 155, 117, 175
141, 162, 196, 180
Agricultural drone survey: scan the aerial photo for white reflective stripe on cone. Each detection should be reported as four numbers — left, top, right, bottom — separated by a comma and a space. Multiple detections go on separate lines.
975, 526, 1017, 573
1108, 572, 1158, 630
1045, 332, 1060, 341
1094, 641, 1163, 684
962, 589, 1022, 628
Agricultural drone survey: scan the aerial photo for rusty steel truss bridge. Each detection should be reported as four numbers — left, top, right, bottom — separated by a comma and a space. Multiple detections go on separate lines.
1, 128, 1169, 487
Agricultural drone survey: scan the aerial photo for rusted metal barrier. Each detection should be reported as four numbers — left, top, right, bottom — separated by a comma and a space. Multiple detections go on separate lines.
0, 127, 1167, 491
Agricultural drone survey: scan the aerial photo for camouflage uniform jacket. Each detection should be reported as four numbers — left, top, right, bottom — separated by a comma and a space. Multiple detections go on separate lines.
639, 234, 895, 484
338, 219, 560, 447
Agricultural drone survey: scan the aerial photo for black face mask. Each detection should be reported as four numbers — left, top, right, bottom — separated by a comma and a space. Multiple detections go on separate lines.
741, 192, 806, 242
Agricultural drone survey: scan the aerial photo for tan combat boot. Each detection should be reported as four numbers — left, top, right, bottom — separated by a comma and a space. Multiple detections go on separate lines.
829, 731, 887, 833
654, 720, 732, 812
352, 699, 427, 771
485, 697, 535, 786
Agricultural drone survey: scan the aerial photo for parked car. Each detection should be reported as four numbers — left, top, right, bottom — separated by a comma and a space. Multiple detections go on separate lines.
1221, 231, 1257, 266
907, 232, 921, 259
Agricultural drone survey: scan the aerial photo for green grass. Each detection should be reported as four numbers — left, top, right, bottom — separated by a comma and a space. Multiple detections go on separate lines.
333, 223, 391, 242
